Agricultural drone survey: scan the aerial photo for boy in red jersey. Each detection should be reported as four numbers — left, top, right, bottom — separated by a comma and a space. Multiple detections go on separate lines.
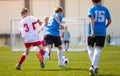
16, 8, 45, 70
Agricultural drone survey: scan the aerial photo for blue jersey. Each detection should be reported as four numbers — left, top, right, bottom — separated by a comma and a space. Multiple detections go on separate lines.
45, 13, 63, 36
88, 4, 111, 36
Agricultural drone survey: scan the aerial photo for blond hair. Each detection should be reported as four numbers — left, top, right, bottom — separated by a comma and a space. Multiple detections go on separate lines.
54, 7, 63, 13
21, 8, 29, 16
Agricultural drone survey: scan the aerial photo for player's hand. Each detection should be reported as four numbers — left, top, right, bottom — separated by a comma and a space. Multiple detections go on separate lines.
38, 20, 43, 25
60, 25, 64, 29
39, 21, 43, 25
91, 31, 95, 38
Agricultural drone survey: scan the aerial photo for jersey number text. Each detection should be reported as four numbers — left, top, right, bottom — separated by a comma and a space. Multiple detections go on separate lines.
94, 10, 105, 22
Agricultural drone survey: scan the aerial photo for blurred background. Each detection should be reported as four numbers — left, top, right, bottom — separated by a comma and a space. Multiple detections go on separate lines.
0, 0, 120, 47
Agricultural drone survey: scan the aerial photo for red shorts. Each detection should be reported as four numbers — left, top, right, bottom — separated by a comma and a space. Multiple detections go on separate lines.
41, 40, 45, 46
24, 41, 42, 48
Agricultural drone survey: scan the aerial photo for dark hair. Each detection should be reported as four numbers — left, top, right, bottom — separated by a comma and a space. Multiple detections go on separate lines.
92, 0, 101, 3
54, 7, 63, 13
21, 8, 29, 15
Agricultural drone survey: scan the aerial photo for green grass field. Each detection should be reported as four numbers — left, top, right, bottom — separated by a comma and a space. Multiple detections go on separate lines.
0, 46, 120, 76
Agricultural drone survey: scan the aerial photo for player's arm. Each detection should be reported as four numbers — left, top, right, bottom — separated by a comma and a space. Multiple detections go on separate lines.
106, 19, 112, 28
90, 16, 95, 37
38, 26, 43, 34
37, 19, 43, 26
106, 9, 112, 28
55, 16, 64, 29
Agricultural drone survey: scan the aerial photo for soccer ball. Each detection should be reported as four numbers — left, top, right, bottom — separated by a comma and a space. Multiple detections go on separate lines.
62, 56, 69, 65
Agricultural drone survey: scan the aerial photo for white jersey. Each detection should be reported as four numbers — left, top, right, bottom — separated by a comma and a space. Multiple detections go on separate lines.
20, 16, 40, 43
39, 25, 47, 40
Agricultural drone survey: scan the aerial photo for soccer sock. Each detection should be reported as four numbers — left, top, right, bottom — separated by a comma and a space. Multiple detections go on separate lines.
49, 52, 50, 56
48, 52, 51, 57
18, 53, 27, 65
57, 50, 62, 64
87, 47, 94, 62
36, 52, 43, 63
92, 47, 101, 68
36, 49, 45, 63
43, 48, 49, 61
39, 49, 44, 56
65, 46, 67, 51
63, 44, 66, 51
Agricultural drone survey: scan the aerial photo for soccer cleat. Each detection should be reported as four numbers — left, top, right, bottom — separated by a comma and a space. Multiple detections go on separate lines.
95, 67, 99, 73
58, 63, 66, 67
48, 56, 51, 59
89, 66, 96, 76
36, 53, 45, 68
16, 64, 21, 70
40, 62, 45, 68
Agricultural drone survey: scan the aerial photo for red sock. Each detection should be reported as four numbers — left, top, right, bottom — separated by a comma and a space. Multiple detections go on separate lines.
18, 55, 26, 64
39, 49, 44, 55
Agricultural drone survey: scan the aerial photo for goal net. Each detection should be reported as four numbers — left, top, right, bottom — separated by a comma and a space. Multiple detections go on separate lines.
10, 18, 87, 52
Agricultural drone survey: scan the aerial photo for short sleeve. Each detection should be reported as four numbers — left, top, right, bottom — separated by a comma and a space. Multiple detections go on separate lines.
56, 14, 63, 22
30, 16, 39, 22
88, 8, 94, 18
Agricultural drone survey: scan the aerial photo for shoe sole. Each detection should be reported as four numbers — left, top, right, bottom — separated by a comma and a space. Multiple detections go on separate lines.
16, 66, 21, 70
59, 64, 66, 67
95, 68, 99, 73
89, 69, 96, 76
59, 65, 66, 67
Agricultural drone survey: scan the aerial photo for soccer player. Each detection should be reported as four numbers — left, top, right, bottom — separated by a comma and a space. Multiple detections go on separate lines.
38, 16, 52, 58
16, 8, 45, 70
62, 26, 70, 52
38, 17, 49, 45
43, 7, 65, 67
87, 0, 111, 75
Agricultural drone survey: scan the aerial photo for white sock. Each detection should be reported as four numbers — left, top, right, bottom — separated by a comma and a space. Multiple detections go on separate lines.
66, 45, 68, 50
43, 48, 49, 61
92, 47, 101, 68
57, 50, 63, 64
87, 47, 94, 62
63, 45, 66, 51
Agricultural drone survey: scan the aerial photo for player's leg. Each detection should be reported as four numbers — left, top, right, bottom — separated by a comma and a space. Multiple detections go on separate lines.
66, 41, 69, 52
43, 35, 53, 60
41, 39, 51, 59
57, 45, 65, 67
87, 37, 96, 76
87, 46, 94, 62
54, 36, 65, 67
63, 41, 65, 51
33, 41, 45, 68
36, 45, 45, 68
16, 43, 31, 70
92, 46, 101, 68
64, 41, 67, 52
44, 45, 51, 60
46, 43, 53, 59
92, 36, 105, 73
47, 44, 52, 59
87, 37, 95, 62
